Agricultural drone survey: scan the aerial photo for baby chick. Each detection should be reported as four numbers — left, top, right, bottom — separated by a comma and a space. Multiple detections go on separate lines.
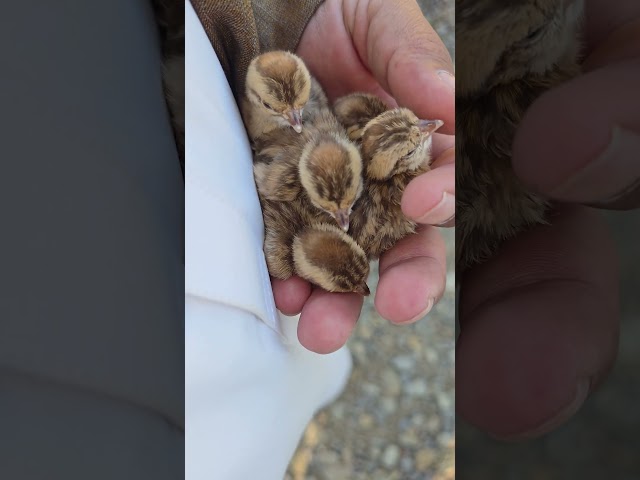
241, 50, 328, 141
456, 0, 584, 272
346, 107, 444, 259
333, 92, 389, 142
293, 223, 371, 295
253, 106, 363, 231
261, 196, 370, 295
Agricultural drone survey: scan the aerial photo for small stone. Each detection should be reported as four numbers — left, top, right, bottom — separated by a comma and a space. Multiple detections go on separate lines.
351, 341, 367, 363
406, 335, 422, 353
319, 464, 350, 480
381, 368, 401, 396
359, 322, 373, 339
399, 430, 419, 447
415, 448, 437, 471
370, 436, 384, 448
392, 355, 415, 371
330, 403, 345, 421
437, 391, 452, 411
425, 415, 441, 433
437, 432, 454, 448
316, 449, 340, 464
362, 382, 381, 396
359, 413, 375, 428
425, 348, 438, 363
380, 397, 397, 414
400, 456, 414, 472
411, 413, 426, 426
405, 379, 428, 397
372, 470, 389, 480
381, 444, 401, 468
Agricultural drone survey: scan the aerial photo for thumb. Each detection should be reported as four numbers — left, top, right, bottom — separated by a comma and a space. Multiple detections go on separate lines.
345, 0, 455, 134
513, 58, 640, 210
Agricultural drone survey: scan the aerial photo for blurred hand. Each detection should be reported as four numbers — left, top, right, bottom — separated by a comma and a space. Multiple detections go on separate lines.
458, 0, 639, 440
270, 0, 455, 354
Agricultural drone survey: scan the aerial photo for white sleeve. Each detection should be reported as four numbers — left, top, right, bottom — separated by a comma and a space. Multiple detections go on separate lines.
184, 3, 352, 479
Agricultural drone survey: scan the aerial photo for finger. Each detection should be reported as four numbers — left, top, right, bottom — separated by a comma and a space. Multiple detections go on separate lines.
271, 276, 312, 316
513, 60, 640, 209
297, 289, 364, 354
430, 133, 455, 161
402, 151, 455, 226
376, 225, 446, 324
457, 205, 619, 439
345, 0, 455, 133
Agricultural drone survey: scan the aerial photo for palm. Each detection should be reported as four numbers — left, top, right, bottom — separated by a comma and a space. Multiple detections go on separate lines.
296, 7, 391, 104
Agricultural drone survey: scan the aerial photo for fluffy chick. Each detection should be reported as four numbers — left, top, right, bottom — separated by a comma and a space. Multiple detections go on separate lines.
347, 108, 443, 259
253, 106, 363, 231
456, 0, 584, 272
241, 50, 328, 141
333, 92, 389, 141
261, 197, 370, 295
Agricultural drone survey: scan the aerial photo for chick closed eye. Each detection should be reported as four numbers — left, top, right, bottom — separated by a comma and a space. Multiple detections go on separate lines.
299, 133, 363, 231
242, 50, 313, 139
360, 109, 443, 180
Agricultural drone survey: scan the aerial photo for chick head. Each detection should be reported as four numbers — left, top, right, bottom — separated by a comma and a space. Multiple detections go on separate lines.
246, 50, 312, 133
299, 134, 363, 231
293, 223, 370, 295
333, 93, 389, 141
360, 109, 443, 180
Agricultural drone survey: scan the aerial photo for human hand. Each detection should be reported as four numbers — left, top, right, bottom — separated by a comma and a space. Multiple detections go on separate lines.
270, 0, 455, 354
457, 0, 638, 439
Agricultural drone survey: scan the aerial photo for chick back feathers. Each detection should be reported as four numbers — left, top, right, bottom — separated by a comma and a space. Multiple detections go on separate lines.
333, 93, 389, 141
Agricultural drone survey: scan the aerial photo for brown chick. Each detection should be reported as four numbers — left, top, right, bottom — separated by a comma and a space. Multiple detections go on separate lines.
333, 93, 389, 142
348, 108, 444, 259
241, 50, 328, 141
261, 196, 370, 295
456, 0, 584, 272
253, 106, 364, 231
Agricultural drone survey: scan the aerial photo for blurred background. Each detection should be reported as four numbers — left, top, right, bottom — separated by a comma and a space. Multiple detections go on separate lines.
286, 2, 455, 479
457, 211, 640, 479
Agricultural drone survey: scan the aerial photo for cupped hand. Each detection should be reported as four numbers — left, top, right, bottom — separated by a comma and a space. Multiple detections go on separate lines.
271, 0, 455, 354
458, 0, 638, 439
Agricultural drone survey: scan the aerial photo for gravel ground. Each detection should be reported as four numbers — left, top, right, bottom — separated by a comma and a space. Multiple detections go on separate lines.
286, 2, 455, 478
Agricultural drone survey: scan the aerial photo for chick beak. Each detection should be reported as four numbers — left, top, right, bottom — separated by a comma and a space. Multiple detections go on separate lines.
334, 209, 350, 231
418, 119, 444, 136
354, 283, 371, 296
286, 108, 304, 133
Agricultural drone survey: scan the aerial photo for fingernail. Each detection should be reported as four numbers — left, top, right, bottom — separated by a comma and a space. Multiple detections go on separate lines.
397, 298, 434, 325
417, 191, 455, 225
437, 70, 455, 92
551, 125, 640, 205
490, 378, 591, 442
